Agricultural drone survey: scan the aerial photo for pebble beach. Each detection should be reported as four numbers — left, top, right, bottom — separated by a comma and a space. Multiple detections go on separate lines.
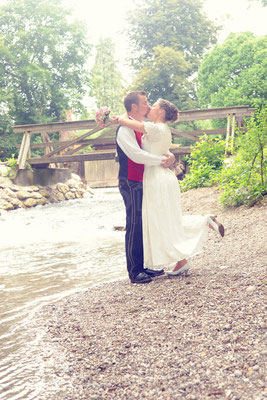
33, 187, 266, 400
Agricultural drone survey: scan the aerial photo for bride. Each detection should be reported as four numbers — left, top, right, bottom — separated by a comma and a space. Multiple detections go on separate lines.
115, 98, 224, 276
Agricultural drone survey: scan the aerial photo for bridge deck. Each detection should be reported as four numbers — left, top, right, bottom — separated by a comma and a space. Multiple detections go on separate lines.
13, 105, 254, 169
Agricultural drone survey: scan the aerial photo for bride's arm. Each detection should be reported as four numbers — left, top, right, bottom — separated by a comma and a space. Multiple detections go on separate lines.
118, 116, 147, 134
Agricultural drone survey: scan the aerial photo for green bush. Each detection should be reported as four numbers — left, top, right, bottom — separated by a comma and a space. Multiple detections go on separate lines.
180, 135, 225, 191
219, 107, 267, 207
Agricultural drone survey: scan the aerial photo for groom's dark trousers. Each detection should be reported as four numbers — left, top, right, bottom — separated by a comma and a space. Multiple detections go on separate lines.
116, 125, 145, 280
118, 179, 144, 280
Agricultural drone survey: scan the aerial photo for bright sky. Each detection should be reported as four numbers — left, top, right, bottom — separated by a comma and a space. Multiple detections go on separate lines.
64, 0, 267, 82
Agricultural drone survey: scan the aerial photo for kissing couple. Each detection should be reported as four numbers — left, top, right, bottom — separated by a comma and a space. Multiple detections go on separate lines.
111, 91, 224, 284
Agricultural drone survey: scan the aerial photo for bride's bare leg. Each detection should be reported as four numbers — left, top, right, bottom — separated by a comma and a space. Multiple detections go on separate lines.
173, 259, 187, 272
167, 258, 190, 276
208, 216, 225, 237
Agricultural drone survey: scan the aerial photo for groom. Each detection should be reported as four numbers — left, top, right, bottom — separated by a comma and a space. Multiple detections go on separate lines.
116, 91, 175, 284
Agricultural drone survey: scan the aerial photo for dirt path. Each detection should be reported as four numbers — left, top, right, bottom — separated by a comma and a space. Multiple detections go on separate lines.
33, 187, 267, 400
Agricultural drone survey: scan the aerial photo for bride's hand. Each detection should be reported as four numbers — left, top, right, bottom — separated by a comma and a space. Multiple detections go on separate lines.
109, 116, 119, 124
118, 113, 128, 124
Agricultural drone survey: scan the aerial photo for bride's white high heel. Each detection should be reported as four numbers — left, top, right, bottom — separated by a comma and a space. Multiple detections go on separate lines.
167, 262, 190, 277
208, 215, 225, 237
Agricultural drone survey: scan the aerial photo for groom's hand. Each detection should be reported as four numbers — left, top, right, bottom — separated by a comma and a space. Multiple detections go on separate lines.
161, 152, 175, 168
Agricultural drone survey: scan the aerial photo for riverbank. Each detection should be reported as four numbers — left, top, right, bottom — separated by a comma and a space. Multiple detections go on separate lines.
32, 187, 266, 400
0, 171, 93, 215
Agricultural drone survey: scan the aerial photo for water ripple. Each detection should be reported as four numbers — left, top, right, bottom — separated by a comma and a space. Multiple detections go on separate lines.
0, 188, 127, 400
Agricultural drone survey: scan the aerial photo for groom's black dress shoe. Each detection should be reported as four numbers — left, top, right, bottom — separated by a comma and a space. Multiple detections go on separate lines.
144, 268, 164, 277
130, 272, 152, 284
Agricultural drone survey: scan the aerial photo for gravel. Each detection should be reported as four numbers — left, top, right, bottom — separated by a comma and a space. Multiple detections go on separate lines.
33, 187, 267, 400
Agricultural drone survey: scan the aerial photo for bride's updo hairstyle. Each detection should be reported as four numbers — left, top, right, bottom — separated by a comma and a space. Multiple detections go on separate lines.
158, 99, 179, 123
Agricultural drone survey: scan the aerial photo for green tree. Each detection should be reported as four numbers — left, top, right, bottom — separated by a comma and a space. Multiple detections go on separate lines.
219, 107, 267, 207
88, 37, 124, 114
197, 32, 267, 110
0, 0, 91, 159
127, 0, 219, 73
130, 45, 195, 110
0, 0, 91, 124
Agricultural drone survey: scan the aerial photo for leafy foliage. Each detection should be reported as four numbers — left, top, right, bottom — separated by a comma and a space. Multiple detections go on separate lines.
126, 0, 219, 111
127, 0, 218, 73
197, 32, 267, 111
88, 37, 125, 114
219, 107, 267, 207
180, 135, 225, 191
130, 45, 195, 109
0, 0, 91, 159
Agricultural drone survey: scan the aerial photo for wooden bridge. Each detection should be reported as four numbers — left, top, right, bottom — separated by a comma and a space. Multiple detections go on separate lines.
14, 105, 254, 171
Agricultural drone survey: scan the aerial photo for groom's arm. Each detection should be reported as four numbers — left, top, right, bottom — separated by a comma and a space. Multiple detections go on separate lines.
117, 126, 166, 166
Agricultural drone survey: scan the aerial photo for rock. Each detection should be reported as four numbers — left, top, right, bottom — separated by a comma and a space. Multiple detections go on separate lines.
37, 197, 49, 206
71, 173, 81, 182
22, 185, 40, 192
65, 191, 76, 200
224, 323, 232, 331
246, 285, 256, 293
3, 187, 17, 198
24, 198, 38, 207
0, 165, 10, 177
56, 183, 69, 195
30, 192, 43, 199
17, 190, 32, 200
76, 190, 85, 199
0, 176, 13, 188
66, 179, 78, 189
234, 370, 242, 377
78, 182, 88, 190
82, 191, 92, 199
51, 190, 65, 202
9, 198, 25, 209
0, 200, 14, 211
39, 188, 51, 198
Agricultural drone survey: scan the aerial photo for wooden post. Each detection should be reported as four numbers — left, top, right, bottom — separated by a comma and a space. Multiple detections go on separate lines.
225, 114, 231, 154
18, 132, 31, 169
231, 114, 236, 154
41, 132, 54, 155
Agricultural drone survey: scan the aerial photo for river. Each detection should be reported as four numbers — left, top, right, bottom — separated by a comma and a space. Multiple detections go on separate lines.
0, 187, 127, 400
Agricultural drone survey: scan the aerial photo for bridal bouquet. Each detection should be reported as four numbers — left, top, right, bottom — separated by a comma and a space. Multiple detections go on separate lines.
95, 106, 110, 128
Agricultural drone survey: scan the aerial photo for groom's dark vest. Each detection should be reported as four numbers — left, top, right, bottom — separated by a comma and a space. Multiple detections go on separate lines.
116, 126, 144, 182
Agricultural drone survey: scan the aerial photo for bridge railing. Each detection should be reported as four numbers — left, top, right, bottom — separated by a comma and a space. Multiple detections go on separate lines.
13, 105, 254, 169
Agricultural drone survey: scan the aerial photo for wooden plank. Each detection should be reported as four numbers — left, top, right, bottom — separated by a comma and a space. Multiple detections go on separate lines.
44, 125, 104, 157
29, 151, 117, 164
170, 128, 199, 141
17, 133, 27, 168
19, 136, 116, 149
179, 109, 254, 122
170, 146, 192, 155
13, 107, 254, 133
13, 119, 96, 134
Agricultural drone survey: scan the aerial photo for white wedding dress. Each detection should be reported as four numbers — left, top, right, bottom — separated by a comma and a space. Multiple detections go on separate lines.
142, 122, 211, 268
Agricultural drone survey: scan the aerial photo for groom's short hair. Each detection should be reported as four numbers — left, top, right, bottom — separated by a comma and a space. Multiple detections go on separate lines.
124, 91, 146, 112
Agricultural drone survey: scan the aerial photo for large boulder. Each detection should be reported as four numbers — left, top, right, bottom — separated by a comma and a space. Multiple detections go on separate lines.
65, 191, 76, 200
0, 199, 14, 211
56, 182, 69, 195
17, 189, 33, 200
24, 198, 38, 207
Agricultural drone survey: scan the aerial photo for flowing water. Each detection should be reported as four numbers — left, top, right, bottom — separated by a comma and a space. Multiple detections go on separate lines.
0, 188, 127, 400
